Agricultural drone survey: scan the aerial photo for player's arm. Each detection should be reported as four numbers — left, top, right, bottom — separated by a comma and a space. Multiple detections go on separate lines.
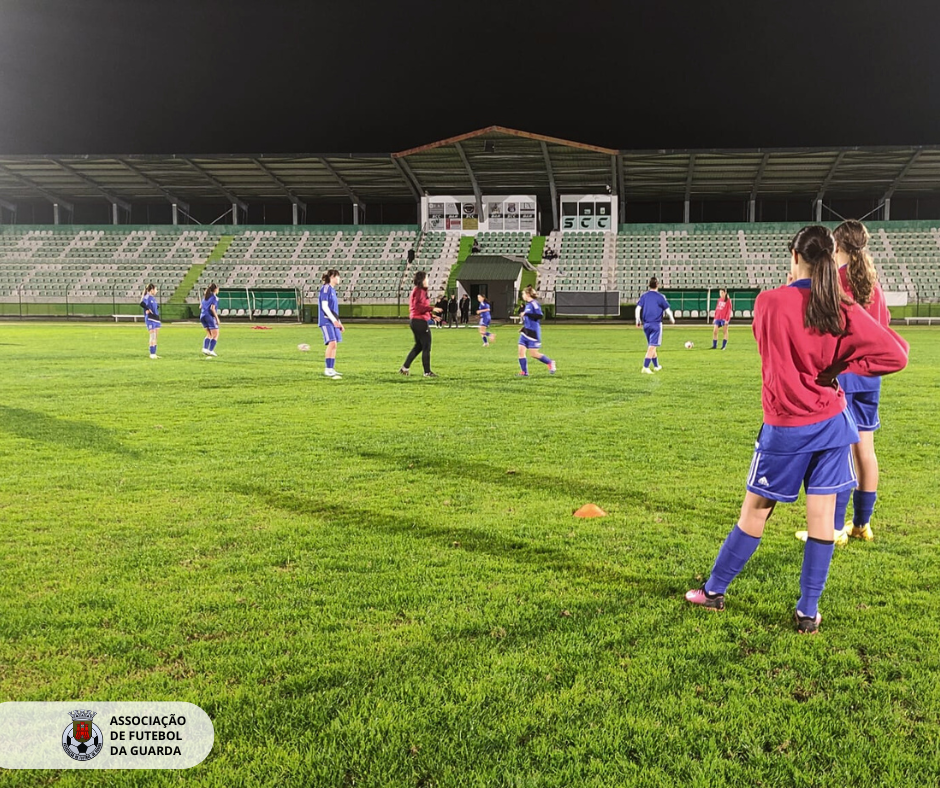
665, 308, 675, 324
635, 304, 642, 326
321, 299, 342, 329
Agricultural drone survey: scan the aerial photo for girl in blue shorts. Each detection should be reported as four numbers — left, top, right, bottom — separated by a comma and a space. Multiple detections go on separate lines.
517, 286, 555, 376
685, 226, 908, 634
200, 283, 220, 357
140, 283, 161, 359
477, 294, 495, 346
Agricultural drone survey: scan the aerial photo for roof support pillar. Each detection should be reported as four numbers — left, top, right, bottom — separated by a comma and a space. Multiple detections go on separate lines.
112, 203, 119, 225
749, 152, 769, 223
618, 153, 626, 224
540, 141, 558, 231
54, 203, 61, 225
883, 198, 891, 221
172, 203, 179, 225
292, 203, 299, 225
454, 141, 483, 221
684, 154, 696, 224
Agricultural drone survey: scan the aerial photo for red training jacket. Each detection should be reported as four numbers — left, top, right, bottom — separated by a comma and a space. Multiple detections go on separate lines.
752, 282, 909, 427
714, 298, 732, 322
409, 286, 433, 320
839, 266, 890, 327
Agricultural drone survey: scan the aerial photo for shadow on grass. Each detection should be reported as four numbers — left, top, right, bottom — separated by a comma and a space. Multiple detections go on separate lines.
353, 446, 719, 519
0, 405, 139, 458
230, 481, 682, 598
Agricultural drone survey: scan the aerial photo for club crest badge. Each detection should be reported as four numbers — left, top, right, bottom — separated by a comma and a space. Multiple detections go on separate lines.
62, 710, 103, 761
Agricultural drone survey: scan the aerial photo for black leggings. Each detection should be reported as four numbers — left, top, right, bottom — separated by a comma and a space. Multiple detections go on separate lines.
404, 318, 432, 373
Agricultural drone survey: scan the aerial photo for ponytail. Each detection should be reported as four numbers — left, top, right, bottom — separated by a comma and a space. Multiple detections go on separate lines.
204, 283, 217, 301
321, 268, 340, 285
789, 225, 847, 336
523, 285, 537, 299
834, 220, 876, 307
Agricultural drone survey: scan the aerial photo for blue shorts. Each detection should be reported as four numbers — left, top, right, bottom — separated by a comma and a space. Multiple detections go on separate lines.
480, 319, 491, 328
844, 389, 880, 431
320, 324, 343, 345
145, 318, 161, 330
518, 334, 541, 350
200, 316, 218, 330
714, 319, 727, 327
643, 323, 662, 347
745, 444, 857, 503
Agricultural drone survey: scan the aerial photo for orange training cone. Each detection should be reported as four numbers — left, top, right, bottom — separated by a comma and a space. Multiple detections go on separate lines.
573, 503, 607, 518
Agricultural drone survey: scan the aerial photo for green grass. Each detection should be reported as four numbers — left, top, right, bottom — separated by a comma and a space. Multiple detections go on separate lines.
1, 321, 938, 787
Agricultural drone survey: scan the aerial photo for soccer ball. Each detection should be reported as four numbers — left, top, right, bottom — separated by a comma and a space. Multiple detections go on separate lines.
297, 343, 310, 352
684, 341, 694, 349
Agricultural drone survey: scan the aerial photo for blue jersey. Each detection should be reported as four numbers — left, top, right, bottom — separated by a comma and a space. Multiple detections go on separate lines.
478, 300, 491, 324
521, 299, 543, 341
318, 284, 339, 327
141, 294, 159, 319
200, 294, 218, 319
637, 290, 670, 324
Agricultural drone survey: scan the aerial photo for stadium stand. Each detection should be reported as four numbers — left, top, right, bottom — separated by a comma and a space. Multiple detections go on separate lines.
0, 227, 220, 302
188, 227, 420, 305
535, 222, 940, 305
3, 223, 939, 311
471, 232, 533, 258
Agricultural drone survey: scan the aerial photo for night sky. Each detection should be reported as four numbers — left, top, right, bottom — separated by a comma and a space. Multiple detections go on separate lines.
2, 0, 940, 155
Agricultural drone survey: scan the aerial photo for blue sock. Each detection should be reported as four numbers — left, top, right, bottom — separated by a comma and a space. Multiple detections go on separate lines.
704, 525, 761, 595
519, 358, 528, 374
853, 490, 877, 526
653, 358, 661, 368
537, 355, 551, 365
149, 345, 156, 355
722, 339, 727, 349
643, 358, 651, 368
203, 337, 210, 350
209, 339, 217, 351
326, 358, 335, 369
712, 339, 717, 348
834, 489, 851, 533
797, 537, 835, 619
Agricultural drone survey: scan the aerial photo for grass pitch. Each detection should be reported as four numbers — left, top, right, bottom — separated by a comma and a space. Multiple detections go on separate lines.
1, 321, 938, 787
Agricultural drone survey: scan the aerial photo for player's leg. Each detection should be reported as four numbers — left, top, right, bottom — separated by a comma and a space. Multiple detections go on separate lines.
686, 492, 775, 609
529, 346, 553, 371
712, 323, 719, 348
324, 338, 338, 376
202, 326, 212, 354
849, 432, 878, 539
517, 341, 528, 375
722, 322, 729, 349
795, 493, 837, 632
149, 327, 159, 358
479, 323, 488, 346
208, 328, 219, 355
420, 321, 433, 374
402, 320, 422, 372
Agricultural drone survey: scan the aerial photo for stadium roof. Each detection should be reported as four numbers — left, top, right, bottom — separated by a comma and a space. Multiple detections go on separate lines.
1, 127, 939, 210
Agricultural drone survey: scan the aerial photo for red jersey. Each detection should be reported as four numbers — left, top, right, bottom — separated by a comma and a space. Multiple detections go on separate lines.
839, 266, 890, 327
752, 280, 908, 427
409, 286, 433, 320
714, 297, 732, 322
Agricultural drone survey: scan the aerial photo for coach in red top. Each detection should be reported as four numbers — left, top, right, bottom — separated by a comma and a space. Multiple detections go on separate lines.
399, 270, 441, 377
687, 225, 908, 634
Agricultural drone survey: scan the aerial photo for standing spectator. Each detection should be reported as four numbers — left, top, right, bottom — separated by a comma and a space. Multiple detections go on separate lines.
459, 294, 471, 325
471, 238, 481, 254
435, 295, 448, 328
447, 295, 458, 328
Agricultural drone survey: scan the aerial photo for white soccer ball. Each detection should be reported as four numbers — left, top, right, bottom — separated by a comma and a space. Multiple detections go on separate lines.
297, 343, 310, 352
685, 341, 694, 349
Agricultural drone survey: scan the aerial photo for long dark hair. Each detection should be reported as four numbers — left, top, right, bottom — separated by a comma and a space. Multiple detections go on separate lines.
412, 270, 427, 289
788, 226, 846, 336
144, 283, 156, 294
204, 283, 218, 301
321, 269, 340, 285
834, 220, 877, 307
